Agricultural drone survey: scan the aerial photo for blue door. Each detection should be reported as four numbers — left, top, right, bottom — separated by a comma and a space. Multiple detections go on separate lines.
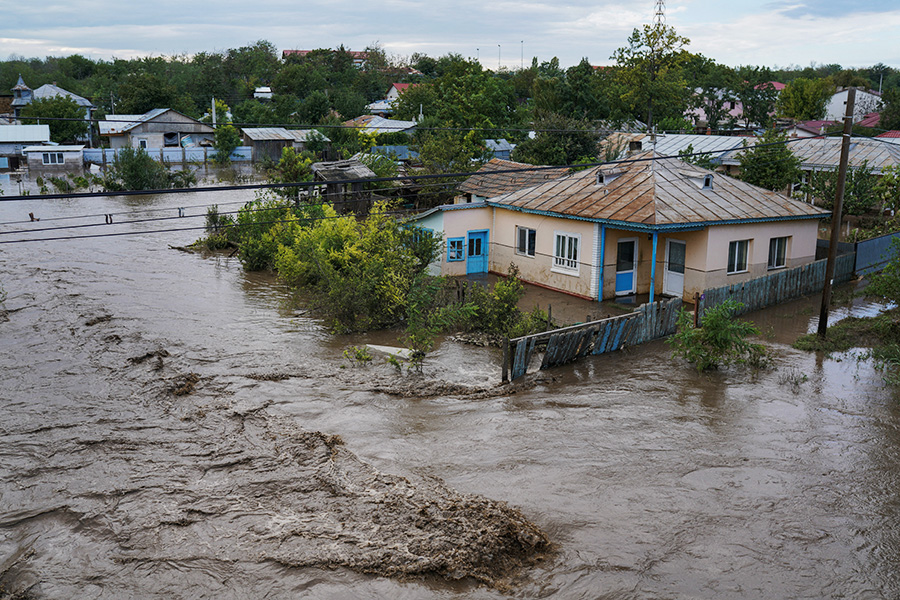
615, 238, 637, 295
466, 230, 488, 274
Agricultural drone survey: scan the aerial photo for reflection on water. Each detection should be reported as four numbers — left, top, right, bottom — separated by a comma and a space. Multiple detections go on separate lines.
1, 189, 900, 599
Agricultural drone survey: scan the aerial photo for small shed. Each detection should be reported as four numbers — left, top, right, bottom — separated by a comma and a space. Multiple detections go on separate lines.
240, 128, 329, 162
311, 159, 376, 214
23, 145, 84, 170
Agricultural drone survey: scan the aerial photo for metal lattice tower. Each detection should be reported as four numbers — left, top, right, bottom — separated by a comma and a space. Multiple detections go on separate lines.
654, 0, 665, 27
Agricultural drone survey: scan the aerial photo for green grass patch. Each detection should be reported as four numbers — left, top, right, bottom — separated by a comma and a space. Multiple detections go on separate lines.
793, 308, 900, 354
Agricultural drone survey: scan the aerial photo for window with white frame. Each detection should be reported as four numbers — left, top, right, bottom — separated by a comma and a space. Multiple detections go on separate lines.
553, 232, 580, 273
447, 237, 464, 261
727, 239, 750, 274
41, 152, 64, 165
516, 226, 536, 257
138, 139, 148, 149
768, 236, 789, 269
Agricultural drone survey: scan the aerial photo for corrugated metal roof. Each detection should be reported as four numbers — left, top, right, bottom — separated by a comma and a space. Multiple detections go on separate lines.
490, 151, 826, 228
311, 159, 376, 181
98, 114, 145, 135
31, 84, 93, 108
0, 124, 50, 143
242, 128, 330, 143
720, 136, 900, 173
601, 132, 749, 161
23, 145, 84, 152
458, 158, 569, 197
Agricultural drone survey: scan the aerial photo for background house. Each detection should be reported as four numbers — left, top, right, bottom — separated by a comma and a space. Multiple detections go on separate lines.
825, 87, 883, 122
0, 124, 51, 170
99, 109, 214, 149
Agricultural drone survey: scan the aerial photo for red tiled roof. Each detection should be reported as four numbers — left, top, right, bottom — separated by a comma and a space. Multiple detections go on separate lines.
876, 130, 900, 139
857, 112, 881, 128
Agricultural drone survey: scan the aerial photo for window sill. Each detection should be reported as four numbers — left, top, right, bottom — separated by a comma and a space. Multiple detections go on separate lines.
726, 269, 748, 275
767, 265, 786, 271
515, 251, 536, 259
551, 265, 579, 276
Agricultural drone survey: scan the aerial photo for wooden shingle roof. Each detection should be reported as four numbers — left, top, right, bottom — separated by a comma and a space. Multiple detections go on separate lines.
491, 151, 826, 228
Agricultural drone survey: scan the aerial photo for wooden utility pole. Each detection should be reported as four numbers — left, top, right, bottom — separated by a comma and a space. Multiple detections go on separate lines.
817, 87, 856, 338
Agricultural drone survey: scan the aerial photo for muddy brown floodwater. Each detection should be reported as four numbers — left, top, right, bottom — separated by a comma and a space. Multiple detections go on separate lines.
1, 186, 900, 599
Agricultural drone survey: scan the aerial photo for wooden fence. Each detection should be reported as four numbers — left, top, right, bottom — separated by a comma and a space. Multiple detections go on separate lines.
502, 297, 683, 382
699, 253, 855, 318
502, 253, 857, 382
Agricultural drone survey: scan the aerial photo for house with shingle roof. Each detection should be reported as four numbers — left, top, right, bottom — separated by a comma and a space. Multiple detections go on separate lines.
413, 152, 827, 303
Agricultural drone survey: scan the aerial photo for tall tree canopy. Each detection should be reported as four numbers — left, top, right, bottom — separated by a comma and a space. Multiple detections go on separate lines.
610, 23, 691, 129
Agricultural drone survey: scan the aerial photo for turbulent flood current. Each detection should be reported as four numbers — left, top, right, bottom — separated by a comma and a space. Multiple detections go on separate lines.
1, 185, 900, 599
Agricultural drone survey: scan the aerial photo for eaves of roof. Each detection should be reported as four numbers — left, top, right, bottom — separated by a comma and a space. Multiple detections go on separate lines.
485, 201, 825, 233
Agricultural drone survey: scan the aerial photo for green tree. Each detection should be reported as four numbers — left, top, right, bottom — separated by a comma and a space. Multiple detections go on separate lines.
412, 129, 489, 206
116, 72, 181, 114
268, 147, 314, 200
738, 128, 801, 193
20, 96, 88, 143
776, 77, 834, 121
735, 67, 778, 128
512, 114, 599, 166
881, 88, 900, 131
800, 161, 878, 215
610, 23, 691, 129
213, 124, 241, 164
686, 56, 738, 131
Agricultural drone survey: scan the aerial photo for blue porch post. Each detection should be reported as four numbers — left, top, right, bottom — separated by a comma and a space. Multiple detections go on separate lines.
597, 225, 606, 302
649, 232, 658, 304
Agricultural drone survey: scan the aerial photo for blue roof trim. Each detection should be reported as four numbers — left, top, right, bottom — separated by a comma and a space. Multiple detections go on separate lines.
486, 201, 826, 232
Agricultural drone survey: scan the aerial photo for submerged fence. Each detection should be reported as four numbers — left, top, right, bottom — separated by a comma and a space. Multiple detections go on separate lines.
82, 146, 252, 165
502, 297, 683, 382
503, 253, 857, 382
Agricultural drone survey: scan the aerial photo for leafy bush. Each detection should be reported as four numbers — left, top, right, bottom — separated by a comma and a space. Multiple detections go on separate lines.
669, 298, 769, 371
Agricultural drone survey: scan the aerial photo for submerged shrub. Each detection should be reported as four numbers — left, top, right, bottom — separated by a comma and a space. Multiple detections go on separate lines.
669, 298, 769, 371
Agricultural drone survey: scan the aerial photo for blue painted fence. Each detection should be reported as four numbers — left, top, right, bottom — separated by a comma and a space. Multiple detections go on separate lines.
503, 296, 683, 381
503, 253, 858, 381
855, 232, 900, 276
83, 146, 252, 165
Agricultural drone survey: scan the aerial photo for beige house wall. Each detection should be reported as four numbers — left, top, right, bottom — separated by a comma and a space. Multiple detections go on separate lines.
701, 219, 819, 290
490, 209, 597, 298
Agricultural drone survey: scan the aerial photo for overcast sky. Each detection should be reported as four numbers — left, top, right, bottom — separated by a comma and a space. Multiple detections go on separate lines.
3, 1, 899, 72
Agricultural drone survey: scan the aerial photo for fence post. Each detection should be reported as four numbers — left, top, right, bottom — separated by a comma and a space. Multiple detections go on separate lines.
501, 338, 509, 383
693, 291, 700, 328
547, 305, 552, 331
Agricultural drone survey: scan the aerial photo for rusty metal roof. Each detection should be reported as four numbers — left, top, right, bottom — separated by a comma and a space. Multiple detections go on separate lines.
490, 151, 827, 228
457, 158, 569, 197
721, 136, 900, 173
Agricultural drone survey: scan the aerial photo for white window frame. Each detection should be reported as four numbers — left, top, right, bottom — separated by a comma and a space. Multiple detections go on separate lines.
138, 139, 148, 149
516, 226, 536, 258
727, 239, 750, 274
768, 236, 789, 270
41, 152, 64, 165
552, 231, 580, 274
